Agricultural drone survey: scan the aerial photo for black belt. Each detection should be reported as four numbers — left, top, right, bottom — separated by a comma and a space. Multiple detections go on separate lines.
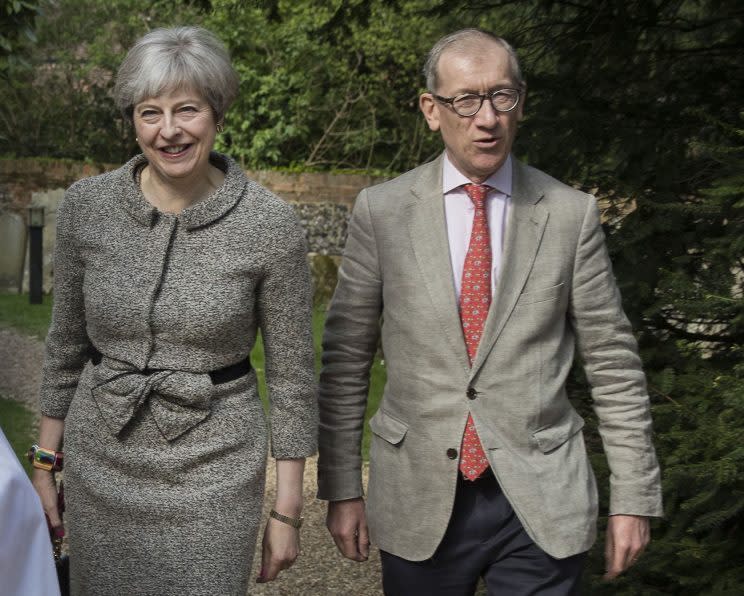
87, 347, 251, 385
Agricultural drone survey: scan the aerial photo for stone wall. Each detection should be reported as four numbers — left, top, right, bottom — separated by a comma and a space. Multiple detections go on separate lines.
0, 157, 388, 293
242, 168, 389, 256
0, 158, 118, 213
244, 169, 383, 208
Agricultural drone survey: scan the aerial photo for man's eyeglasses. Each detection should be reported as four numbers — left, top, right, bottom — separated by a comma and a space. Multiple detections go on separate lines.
432, 88, 521, 117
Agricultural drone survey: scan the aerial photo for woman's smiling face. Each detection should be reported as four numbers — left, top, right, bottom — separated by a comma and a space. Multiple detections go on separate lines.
133, 87, 217, 185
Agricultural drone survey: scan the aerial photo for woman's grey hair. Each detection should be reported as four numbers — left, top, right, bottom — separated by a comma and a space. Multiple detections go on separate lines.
423, 29, 524, 93
114, 26, 239, 123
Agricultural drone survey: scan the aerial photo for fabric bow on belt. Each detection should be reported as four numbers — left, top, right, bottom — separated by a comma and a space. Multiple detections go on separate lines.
90, 361, 215, 442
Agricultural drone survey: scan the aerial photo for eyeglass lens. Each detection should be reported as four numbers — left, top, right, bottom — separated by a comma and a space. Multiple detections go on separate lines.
453, 90, 519, 116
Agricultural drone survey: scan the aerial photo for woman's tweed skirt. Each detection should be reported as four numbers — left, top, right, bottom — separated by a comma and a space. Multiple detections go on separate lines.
64, 364, 267, 596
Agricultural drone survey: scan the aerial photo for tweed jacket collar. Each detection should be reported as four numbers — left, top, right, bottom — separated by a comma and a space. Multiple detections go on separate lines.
117, 151, 248, 229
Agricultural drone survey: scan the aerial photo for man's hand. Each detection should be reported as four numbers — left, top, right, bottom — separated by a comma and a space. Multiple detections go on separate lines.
326, 497, 370, 561
604, 514, 650, 580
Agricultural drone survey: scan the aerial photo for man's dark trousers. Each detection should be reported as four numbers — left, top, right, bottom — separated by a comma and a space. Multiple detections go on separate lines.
380, 469, 587, 596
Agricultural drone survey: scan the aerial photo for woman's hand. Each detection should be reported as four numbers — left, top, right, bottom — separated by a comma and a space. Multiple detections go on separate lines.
256, 515, 300, 583
31, 469, 62, 530
257, 458, 306, 582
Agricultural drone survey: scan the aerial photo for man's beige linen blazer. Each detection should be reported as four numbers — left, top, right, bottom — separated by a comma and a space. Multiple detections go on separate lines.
318, 154, 663, 561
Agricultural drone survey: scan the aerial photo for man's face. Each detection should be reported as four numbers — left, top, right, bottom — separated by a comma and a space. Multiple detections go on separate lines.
420, 42, 524, 183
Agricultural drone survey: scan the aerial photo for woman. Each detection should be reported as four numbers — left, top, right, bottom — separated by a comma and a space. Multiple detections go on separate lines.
30, 26, 317, 595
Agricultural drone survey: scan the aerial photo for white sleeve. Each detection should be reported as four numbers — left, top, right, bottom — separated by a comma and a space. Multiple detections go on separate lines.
0, 428, 61, 596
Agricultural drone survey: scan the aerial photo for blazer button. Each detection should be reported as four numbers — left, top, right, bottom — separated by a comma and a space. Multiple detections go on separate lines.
467, 387, 478, 400
446, 448, 458, 460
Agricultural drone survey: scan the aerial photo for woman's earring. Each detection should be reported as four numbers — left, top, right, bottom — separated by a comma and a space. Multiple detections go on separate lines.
216, 123, 224, 134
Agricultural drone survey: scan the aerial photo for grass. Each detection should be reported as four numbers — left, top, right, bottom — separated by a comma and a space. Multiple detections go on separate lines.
0, 397, 36, 477
0, 293, 384, 460
0, 293, 53, 338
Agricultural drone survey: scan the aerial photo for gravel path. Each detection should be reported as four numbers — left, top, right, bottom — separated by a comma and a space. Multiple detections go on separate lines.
0, 327, 46, 413
0, 326, 383, 595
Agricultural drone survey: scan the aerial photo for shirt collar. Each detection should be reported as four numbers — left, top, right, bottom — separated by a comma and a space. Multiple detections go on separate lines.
442, 152, 513, 197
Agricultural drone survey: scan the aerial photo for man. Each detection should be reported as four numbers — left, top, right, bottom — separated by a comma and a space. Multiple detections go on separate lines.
318, 29, 662, 595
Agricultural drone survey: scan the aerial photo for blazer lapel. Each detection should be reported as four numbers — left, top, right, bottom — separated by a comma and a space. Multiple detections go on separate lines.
406, 156, 471, 374
470, 160, 549, 377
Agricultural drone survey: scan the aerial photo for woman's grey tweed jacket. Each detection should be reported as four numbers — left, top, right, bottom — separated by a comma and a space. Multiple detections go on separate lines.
39, 152, 318, 596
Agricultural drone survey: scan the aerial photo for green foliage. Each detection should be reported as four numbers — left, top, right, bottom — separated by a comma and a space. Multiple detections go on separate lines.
0, 0, 206, 160
0, 0, 45, 73
581, 358, 744, 595
0, 0, 477, 170
205, 0, 455, 172
634, 115, 744, 593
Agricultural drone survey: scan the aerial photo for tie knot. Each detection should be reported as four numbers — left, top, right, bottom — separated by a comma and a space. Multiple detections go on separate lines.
463, 184, 491, 209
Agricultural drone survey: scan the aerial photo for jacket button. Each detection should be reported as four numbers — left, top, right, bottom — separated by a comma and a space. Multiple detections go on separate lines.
446, 448, 458, 460
467, 387, 478, 400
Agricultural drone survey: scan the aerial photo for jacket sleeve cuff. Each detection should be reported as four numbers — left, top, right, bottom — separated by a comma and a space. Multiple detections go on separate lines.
316, 466, 364, 502
609, 481, 664, 518
270, 413, 318, 460
38, 391, 75, 419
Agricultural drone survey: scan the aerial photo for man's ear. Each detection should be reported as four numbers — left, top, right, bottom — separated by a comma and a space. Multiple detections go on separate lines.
419, 93, 441, 132
517, 83, 527, 122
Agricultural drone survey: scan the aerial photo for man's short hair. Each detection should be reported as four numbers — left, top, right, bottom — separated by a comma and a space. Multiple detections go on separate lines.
423, 28, 525, 93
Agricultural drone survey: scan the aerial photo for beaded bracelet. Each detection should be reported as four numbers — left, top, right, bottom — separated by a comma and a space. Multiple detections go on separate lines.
27, 444, 64, 472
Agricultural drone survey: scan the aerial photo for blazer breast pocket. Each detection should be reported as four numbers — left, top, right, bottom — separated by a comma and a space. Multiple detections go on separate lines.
515, 282, 565, 307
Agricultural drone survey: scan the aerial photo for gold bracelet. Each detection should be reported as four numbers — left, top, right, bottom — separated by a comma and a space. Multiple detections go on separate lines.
269, 509, 303, 529
27, 444, 64, 472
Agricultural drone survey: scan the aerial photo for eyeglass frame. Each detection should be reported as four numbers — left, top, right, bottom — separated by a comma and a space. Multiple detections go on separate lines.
431, 88, 522, 117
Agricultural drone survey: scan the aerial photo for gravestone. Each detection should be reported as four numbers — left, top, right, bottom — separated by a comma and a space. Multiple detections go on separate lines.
0, 211, 26, 292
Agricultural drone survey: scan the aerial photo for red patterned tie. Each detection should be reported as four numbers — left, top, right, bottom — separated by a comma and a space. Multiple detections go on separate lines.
459, 183, 492, 481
